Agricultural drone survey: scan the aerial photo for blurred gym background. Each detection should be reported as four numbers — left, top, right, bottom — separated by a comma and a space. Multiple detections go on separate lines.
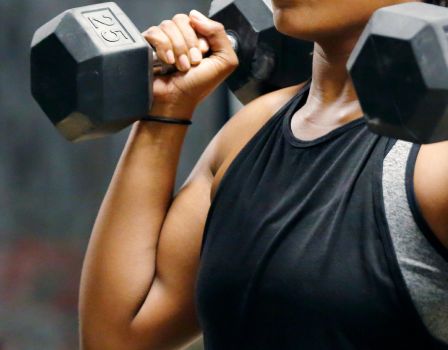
0, 0, 241, 349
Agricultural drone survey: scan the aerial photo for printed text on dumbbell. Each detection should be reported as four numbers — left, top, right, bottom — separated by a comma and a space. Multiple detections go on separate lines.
82, 8, 135, 47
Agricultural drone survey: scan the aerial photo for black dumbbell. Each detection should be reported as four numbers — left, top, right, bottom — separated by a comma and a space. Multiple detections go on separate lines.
210, 0, 313, 104
31, 1, 313, 142
348, 2, 448, 144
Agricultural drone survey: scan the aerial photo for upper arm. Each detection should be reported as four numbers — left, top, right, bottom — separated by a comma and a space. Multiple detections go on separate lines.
128, 152, 212, 349
126, 85, 303, 350
414, 141, 448, 249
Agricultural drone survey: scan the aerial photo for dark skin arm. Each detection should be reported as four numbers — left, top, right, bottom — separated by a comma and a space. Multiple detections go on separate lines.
79, 10, 240, 350
79, 64, 301, 350
414, 142, 448, 249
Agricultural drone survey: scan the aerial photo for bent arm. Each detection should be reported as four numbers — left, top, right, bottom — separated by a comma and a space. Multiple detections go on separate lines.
79, 120, 197, 349
79, 85, 302, 350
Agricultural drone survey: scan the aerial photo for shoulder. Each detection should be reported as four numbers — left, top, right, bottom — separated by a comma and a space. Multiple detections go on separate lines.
209, 83, 305, 174
200, 82, 305, 201
413, 141, 448, 249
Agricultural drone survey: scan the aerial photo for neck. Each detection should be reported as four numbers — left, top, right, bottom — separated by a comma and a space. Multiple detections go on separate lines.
297, 33, 364, 129
310, 37, 359, 104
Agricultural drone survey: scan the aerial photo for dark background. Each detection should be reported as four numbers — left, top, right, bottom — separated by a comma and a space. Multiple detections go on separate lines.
0, 0, 236, 348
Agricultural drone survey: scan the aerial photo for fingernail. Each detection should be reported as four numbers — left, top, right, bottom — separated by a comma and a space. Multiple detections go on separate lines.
198, 38, 209, 53
190, 9, 208, 21
166, 50, 175, 64
179, 54, 191, 71
189, 47, 202, 63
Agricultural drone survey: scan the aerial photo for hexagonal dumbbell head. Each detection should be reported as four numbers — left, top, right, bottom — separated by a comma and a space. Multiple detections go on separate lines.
31, 2, 152, 142
347, 2, 448, 144
210, 0, 313, 104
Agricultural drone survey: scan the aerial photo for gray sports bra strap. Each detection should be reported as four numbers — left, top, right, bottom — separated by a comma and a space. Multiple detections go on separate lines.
383, 140, 448, 344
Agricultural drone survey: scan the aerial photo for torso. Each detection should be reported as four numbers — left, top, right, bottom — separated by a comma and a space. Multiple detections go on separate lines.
198, 83, 448, 349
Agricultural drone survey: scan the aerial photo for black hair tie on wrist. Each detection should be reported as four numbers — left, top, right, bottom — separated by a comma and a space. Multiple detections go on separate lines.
142, 115, 192, 125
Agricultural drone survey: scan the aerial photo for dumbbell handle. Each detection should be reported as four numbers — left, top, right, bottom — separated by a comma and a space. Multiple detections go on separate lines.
152, 32, 238, 75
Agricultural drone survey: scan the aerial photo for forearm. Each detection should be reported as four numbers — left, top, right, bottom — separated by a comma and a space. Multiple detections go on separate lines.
79, 119, 189, 340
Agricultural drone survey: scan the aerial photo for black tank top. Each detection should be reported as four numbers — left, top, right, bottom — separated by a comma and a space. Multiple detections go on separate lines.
195, 82, 446, 349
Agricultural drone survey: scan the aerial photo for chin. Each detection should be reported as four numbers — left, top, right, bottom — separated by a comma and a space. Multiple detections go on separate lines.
273, 7, 367, 43
273, 9, 321, 42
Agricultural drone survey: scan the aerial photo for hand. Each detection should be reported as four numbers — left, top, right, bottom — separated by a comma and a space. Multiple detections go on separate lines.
143, 10, 239, 119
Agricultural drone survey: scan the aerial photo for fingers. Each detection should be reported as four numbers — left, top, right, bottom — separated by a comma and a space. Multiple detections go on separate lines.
143, 26, 175, 66
198, 37, 210, 54
189, 10, 238, 68
172, 14, 202, 65
159, 19, 191, 71
143, 13, 209, 73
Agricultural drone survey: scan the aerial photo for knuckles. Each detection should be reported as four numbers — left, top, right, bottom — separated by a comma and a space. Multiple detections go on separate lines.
159, 20, 174, 29
143, 27, 169, 46
144, 14, 236, 70
143, 26, 159, 37
172, 13, 189, 22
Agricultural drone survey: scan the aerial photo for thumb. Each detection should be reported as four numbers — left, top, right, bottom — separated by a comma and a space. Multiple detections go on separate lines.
189, 10, 234, 56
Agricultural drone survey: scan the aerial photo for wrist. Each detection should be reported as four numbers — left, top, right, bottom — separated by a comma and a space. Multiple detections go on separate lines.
148, 102, 196, 121
142, 115, 192, 126
132, 118, 189, 144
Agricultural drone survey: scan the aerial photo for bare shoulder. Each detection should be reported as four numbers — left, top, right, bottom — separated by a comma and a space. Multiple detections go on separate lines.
414, 141, 448, 249
207, 83, 305, 199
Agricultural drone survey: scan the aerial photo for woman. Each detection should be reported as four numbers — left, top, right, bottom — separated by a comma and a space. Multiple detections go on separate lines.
79, 0, 448, 349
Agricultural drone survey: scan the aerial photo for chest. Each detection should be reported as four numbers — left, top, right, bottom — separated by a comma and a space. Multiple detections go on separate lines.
199, 127, 396, 314
200, 160, 387, 314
